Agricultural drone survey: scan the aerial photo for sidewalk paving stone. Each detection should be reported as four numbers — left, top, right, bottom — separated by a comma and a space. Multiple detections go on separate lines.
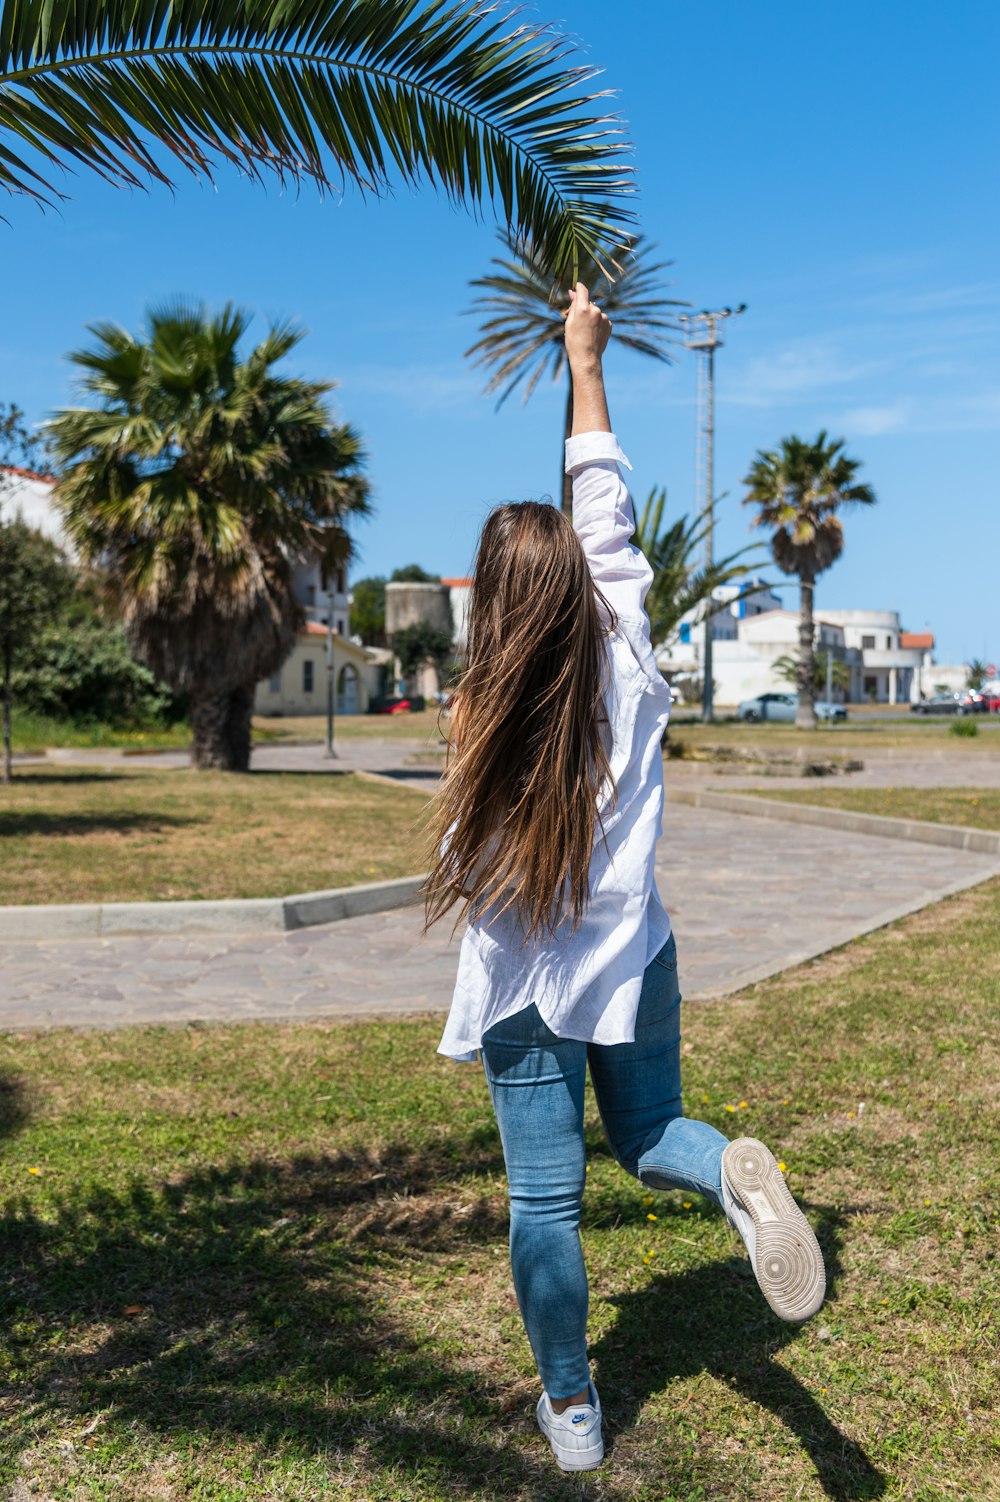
2, 801, 997, 1032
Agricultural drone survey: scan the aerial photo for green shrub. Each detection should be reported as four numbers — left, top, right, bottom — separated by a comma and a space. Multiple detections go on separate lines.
11, 624, 181, 727
949, 717, 979, 738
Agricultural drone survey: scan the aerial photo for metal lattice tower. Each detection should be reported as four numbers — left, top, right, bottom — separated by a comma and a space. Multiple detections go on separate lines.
678, 304, 746, 722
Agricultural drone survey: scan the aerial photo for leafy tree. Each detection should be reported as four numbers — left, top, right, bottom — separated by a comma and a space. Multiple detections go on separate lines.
743, 433, 875, 730
633, 486, 765, 649
48, 303, 371, 772
0, 521, 72, 782
772, 651, 851, 696
466, 234, 683, 511
0, 402, 49, 490
349, 576, 387, 646
393, 621, 454, 687
966, 659, 987, 689
0, 0, 635, 282
391, 565, 441, 583
13, 623, 178, 727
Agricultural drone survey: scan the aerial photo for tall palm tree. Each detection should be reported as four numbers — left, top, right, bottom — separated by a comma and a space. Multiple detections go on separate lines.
48, 303, 371, 771
466, 233, 684, 511
634, 486, 765, 650
0, 0, 634, 280
743, 433, 875, 729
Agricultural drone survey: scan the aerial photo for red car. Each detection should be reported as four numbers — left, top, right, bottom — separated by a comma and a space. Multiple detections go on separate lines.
375, 697, 412, 715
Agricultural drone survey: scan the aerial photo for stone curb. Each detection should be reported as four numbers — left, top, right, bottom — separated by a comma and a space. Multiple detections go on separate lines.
667, 788, 1000, 855
0, 874, 428, 943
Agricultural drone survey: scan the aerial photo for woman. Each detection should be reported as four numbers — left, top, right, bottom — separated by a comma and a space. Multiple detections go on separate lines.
422, 284, 825, 1473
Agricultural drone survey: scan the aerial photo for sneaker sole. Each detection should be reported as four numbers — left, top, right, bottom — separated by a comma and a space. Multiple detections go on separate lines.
722, 1137, 826, 1322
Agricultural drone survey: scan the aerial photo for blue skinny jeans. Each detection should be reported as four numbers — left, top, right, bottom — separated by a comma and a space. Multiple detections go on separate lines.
480, 933, 729, 1401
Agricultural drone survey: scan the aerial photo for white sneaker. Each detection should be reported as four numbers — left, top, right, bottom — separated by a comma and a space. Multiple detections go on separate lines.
721, 1137, 826, 1322
535, 1381, 604, 1472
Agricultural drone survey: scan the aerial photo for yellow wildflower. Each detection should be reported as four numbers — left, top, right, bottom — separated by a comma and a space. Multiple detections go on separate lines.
725, 1104, 736, 1113
738, 1100, 748, 1109
647, 1213, 657, 1222
778, 1161, 787, 1173
683, 1201, 692, 1209
28, 1166, 41, 1175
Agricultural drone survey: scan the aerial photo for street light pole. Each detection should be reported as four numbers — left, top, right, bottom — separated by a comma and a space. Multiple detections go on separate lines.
679, 304, 746, 724
325, 577, 337, 760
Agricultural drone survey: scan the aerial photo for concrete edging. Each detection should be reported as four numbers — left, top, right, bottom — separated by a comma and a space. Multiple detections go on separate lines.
0, 873, 428, 943
667, 787, 1000, 855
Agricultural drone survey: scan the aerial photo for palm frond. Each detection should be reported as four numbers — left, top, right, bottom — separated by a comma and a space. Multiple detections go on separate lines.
465, 228, 685, 404
0, 0, 635, 277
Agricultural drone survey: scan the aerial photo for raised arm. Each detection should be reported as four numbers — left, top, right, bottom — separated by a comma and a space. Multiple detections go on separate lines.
564, 284, 656, 644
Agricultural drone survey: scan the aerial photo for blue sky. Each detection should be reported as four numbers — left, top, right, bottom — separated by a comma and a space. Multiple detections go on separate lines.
3, 0, 998, 664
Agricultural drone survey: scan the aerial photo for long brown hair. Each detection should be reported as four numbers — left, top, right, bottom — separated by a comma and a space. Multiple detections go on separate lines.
421, 500, 617, 946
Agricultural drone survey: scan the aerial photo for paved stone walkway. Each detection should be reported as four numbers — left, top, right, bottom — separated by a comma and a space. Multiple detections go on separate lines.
3, 798, 997, 1032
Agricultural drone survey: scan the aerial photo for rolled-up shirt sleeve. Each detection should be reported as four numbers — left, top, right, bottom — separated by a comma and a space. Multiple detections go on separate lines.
566, 431, 655, 638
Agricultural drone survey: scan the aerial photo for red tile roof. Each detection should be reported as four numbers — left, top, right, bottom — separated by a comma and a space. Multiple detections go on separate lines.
441, 577, 473, 587
0, 464, 55, 486
900, 632, 934, 649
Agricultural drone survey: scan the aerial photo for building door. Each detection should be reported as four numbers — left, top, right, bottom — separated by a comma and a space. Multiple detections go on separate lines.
338, 663, 359, 715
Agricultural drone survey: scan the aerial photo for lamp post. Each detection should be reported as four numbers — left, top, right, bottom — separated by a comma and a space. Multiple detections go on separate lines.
324, 572, 337, 760
678, 304, 746, 723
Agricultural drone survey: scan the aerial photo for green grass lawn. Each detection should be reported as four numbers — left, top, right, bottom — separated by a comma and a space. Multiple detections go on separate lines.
0, 767, 433, 904
746, 786, 1000, 832
666, 718, 1000, 755
1, 879, 997, 1500
9, 708, 450, 755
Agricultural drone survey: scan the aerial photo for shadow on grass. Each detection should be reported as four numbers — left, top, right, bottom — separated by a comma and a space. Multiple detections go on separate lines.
0, 810, 194, 838
0, 1137, 883, 1500
0, 1069, 31, 1143
593, 1206, 886, 1500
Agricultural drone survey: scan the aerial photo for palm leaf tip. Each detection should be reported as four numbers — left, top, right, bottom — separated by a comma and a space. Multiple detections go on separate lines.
0, 0, 636, 277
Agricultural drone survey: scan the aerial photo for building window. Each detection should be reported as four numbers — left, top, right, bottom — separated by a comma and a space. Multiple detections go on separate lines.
886, 635, 893, 649
680, 622, 691, 644
303, 660, 314, 693
861, 634, 876, 649
337, 568, 346, 594
336, 619, 343, 635
268, 671, 281, 693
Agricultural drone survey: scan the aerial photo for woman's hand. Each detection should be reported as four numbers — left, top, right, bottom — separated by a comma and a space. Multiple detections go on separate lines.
564, 282, 612, 370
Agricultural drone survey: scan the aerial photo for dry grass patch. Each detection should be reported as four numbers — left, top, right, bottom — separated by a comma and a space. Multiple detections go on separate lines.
0, 766, 434, 904
747, 784, 1000, 830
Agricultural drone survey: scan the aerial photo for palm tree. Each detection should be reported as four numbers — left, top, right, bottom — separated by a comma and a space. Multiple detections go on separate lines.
634, 486, 765, 652
773, 652, 851, 696
466, 233, 684, 511
743, 433, 875, 729
0, 0, 633, 280
48, 303, 371, 771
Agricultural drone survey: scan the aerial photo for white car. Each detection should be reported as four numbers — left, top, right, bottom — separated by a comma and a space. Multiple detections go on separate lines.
738, 693, 847, 723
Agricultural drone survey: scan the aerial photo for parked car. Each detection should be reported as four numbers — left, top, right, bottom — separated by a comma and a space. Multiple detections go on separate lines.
911, 692, 980, 716
737, 692, 847, 723
374, 696, 412, 715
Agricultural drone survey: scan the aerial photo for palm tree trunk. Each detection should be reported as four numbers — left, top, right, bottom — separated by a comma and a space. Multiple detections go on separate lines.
190, 685, 253, 771
223, 685, 255, 773
562, 380, 574, 516
2, 638, 12, 785
797, 577, 817, 730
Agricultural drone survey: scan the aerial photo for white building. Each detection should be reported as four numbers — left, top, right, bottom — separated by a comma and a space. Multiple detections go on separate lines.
0, 465, 70, 550
657, 598, 950, 707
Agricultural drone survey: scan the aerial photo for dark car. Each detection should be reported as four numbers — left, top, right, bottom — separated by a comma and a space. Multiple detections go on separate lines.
911, 692, 978, 716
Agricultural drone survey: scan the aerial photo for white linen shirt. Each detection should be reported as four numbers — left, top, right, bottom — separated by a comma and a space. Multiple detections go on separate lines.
437, 431, 673, 1062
